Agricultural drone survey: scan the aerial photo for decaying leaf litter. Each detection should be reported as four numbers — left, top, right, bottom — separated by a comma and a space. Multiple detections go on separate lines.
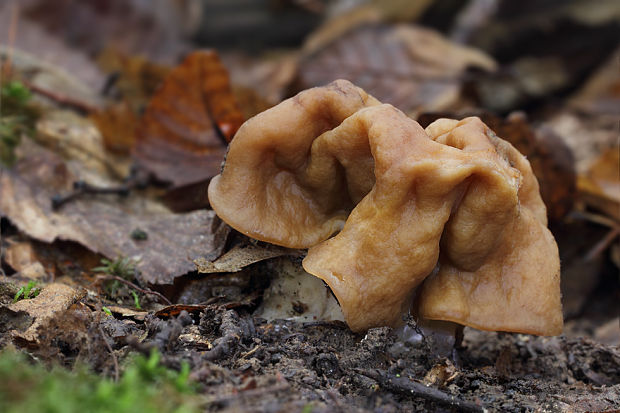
0, 1, 619, 412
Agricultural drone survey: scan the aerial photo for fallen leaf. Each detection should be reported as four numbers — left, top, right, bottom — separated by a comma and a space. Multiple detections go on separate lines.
155, 304, 210, 319
194, 243, 298, 274
95, 48, 171, 111
423, 360, 458, 387
90, 101, 139, 155
3, 239, 39, 273
577, 147, 620, 220
0, 4, 105, 97
133, 50, 244, 187
545, 113, 618, 176
104, 305, 148, 321
0, 140, 230, 285
36, 109, 130, 181
569, 47, 620, 116
5, 282, 86, 345
21, 0, 194, 64
466, 10, 620, 113
296, 23, 496, 115
222, 51, 299, 117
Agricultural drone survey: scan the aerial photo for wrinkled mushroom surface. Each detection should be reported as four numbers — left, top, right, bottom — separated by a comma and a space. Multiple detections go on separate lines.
208, 80, 563, 335
209, 80, 380, 248
418, 119, 562, 335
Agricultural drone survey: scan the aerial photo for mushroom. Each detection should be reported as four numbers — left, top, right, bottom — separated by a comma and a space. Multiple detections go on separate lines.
208, 80, 563, 336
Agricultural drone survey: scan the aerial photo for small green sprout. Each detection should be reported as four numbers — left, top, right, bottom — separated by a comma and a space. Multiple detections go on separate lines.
0, 349, 200, 413
93, 256, 137, 279
13, 280, 41, 303
130, 290, 142, 310
1, 80, 36, 166
1, 81, 32, 106
102, 306, 113, 316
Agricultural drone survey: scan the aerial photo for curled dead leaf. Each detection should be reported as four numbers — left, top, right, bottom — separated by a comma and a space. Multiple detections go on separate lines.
6, 283, 86, 345
577, 147, 620, 221
297, 23, 496, 115
0, 140, 230, 285
133, 50, 244, 187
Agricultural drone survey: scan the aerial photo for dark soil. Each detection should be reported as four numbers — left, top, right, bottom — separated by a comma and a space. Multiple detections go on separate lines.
2, 270, 617, 413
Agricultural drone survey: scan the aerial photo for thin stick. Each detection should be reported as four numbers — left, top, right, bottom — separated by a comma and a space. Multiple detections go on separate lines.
356, 368, 485, 413
52, 180, 131, 210
585, 225, 620, 262
98, 322, 120, 382
97, 274, 172, 306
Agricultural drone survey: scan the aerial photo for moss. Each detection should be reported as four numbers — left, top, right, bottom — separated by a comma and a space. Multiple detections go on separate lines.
0, 80, 39, 166
0, 349, 201, 413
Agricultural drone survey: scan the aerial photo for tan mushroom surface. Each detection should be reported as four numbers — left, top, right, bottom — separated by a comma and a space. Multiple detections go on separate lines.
418, 119, 562, 335
208, 80, 563, 335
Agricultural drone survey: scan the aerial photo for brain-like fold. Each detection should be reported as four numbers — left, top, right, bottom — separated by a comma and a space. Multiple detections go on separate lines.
208, 80, 562, 335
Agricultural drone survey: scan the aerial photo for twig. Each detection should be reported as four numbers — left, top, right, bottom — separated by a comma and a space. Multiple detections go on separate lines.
98, 322, 119, 382
569, 210, 617, 228
355, 368, 485, 413
97, 274, 172, 306
52, 180, 131, 209
585, 225, 620, 261
21, 79, 98, 113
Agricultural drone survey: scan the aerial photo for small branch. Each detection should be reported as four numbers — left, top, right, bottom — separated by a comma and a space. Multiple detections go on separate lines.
98, 322, 119, 382
97, 274, 172, 306
52, 180, 131, 209
355, 368, 485, 413
585, 225, 620, 261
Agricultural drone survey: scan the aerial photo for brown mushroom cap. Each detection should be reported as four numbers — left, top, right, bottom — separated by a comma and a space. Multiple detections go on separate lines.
418, 118, 563, 335
208, 80, 563, 335
208, 79, 380, 248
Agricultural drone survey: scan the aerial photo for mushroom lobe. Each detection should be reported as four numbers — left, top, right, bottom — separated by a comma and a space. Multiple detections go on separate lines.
208, 80, 563, 335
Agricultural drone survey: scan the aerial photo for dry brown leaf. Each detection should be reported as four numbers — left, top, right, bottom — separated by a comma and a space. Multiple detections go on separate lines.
90, 101, 139, 155
95, 48, 171, 113
545, 113, 617, 176
0, 4, 105, 95
569, 47, 620, 116
296, 23, 496, 115
3, 239, 39, 273
0, 140, 230, 285
194, 244, 299, 274
36, 110, 131, 181
222, 51, 299, 117
133, 50, 244, 187
104, 305, 148, 320
93, 50, 168, 156
578, 147, 620, 220
21, 0, 193, 64
6, 283, 86, 345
